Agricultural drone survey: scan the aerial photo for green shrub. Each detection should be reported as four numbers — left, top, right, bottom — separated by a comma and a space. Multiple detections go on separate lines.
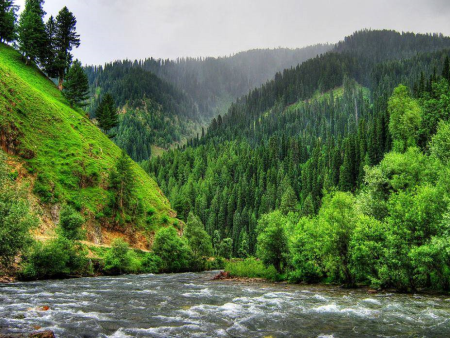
225, 257, 279, 281
103, 239, 141, 275
8, 171, 18, 181
161, 215, 169, 224
32, 174, 54, 203
141, 252, 162, 273
59, 205, 86, 240
21, 237, 90, 280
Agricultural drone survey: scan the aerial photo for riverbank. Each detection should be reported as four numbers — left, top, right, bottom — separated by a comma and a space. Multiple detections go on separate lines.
214, 270, 450, 296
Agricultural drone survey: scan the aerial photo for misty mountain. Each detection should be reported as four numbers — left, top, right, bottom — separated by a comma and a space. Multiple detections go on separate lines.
84, 44, 332, 160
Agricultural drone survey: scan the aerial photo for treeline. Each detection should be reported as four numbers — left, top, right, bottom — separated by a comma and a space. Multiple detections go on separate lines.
0, 0, 89, 106
245, 75, 450, 291
335, 29, 450, 62
145, 31, 450, 291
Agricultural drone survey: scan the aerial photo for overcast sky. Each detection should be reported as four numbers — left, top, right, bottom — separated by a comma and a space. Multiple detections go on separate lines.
15, 0, 450, 65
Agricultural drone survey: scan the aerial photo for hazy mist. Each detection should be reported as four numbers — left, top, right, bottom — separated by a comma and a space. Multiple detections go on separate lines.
15, 0, 450, 65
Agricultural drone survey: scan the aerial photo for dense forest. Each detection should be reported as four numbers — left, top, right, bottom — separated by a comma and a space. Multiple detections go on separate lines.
84, 63, 200, 159
146, 30, 450, 291
84, 45, 332, 161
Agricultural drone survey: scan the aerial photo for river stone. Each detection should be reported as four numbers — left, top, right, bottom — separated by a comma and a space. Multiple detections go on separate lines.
0, 331, 55, 338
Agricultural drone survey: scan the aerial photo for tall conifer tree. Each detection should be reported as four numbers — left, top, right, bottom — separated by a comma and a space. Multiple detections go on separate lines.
17, 0, 47, 65
63, 60, 89, 107
54, 6, 80, 90
0, 0, 17, 43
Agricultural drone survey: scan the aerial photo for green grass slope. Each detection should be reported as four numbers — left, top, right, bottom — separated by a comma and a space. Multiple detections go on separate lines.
0, 44, 177, 245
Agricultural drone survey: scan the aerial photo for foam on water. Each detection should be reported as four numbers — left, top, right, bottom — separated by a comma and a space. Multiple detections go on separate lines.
2, 271, 450, 337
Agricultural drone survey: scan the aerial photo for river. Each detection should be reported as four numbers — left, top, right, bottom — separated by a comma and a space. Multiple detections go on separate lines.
1, 271, 450, 337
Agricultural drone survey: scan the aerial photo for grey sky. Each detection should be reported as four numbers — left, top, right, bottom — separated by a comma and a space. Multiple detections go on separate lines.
16, 0, 450, 65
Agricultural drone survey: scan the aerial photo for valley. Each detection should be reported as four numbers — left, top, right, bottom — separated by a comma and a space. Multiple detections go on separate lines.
1, 0, 450, 337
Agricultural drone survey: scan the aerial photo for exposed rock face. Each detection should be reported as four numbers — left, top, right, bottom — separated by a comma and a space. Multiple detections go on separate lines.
50, 204, 60, 225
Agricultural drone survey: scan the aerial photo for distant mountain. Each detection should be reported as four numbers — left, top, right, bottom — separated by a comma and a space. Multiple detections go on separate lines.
85, 44, 332, 161
208, 30, 450, 143
138, 45, 333, 118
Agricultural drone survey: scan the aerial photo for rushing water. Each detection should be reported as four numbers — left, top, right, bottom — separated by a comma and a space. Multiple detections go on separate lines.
1, 271, 450, 337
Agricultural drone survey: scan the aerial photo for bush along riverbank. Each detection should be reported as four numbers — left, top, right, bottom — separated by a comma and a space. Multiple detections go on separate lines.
1, 206, 224, 281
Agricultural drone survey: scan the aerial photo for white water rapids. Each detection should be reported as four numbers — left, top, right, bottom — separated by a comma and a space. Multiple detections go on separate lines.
1, 271, 450, 337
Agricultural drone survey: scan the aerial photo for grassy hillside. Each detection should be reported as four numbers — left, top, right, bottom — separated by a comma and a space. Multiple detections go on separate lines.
0, 44, 177, 248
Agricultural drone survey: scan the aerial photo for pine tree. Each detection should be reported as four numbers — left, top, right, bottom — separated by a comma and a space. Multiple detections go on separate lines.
185, 212, 213, 258
63, 60, 89, 107
43, 15, 58, 77
54, 7, 80, 90
109, 151, 135, 213
280, 185, 298, 215
237, 231, 249, 258
17, 0, 47, 65
0, 0, 17, 43
442, 56, 450, 82
96, 93, 118, 134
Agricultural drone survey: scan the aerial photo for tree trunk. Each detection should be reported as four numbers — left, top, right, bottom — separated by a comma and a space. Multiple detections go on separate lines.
58, 77, 64, 91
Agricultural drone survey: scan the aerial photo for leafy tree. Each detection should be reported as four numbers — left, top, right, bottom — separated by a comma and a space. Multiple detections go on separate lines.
141, 252, 162, 273
256, 211, 289, 273
0, 0, 17, 43
184, 212, 213, 258
103, 238, 140, 275
388, 85, 422, 152
0, 157, 37, 269
430, 121, 450, 164
290, 217, 326, 283
59, 205, 85, 241
153, 227, 191, 272
17, 0, 47, 65
54, 6, 80, 90
63, 60, 89, 107
318, 192, 359, 286
349, 215, 387, 287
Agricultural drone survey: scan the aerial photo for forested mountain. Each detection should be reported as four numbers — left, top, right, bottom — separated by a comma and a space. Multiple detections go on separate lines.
85, 45, 332, 161
146, 29, 450, 271
137, 45, 333, 118
84, 64, 200, 160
